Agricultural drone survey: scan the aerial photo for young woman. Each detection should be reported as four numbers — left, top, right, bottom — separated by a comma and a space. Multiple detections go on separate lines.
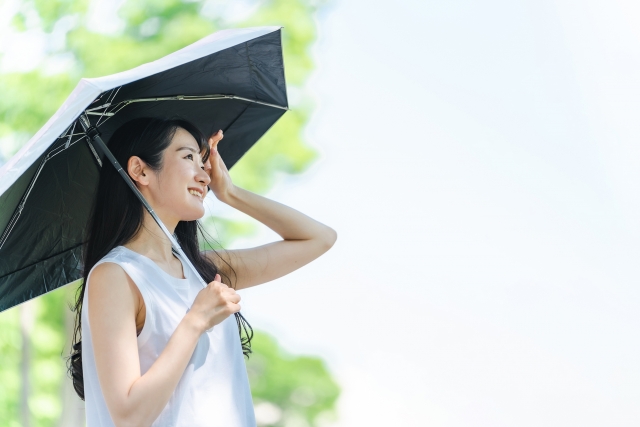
69, 117, 337, 427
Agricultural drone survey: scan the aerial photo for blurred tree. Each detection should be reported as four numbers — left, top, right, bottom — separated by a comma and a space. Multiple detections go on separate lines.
0, 0, 338, 426
247, 331, 340, 427
0, 304, 21, 427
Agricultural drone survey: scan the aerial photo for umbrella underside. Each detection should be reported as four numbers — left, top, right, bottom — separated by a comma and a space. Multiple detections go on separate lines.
0, 29, 287, 311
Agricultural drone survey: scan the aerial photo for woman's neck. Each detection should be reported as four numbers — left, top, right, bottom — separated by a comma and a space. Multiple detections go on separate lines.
123, 209, 178, 264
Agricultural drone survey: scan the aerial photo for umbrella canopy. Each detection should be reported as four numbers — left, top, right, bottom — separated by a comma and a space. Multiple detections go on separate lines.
0, 26, 288, 312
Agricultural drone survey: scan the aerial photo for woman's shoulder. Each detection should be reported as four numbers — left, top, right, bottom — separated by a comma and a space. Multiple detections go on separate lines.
89, 261, 129, 286
89, 253, 137, 294
97, 245, 128, 262
87, 260, 143, 321
87, 247, 145, 302
90, 246, 143, 274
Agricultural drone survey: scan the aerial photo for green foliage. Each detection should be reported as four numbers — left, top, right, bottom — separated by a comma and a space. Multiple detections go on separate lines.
247, 331, 340, 426
30, 0, 90, 32
0, 72, 76, 140
1, 0, 323, 185
200, 214, 257, 250
0, 307, 21, 426
29, 289, 67, 427
0, 0, 338, 426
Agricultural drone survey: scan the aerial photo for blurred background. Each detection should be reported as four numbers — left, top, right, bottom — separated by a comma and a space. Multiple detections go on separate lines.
2, 0, 640, 426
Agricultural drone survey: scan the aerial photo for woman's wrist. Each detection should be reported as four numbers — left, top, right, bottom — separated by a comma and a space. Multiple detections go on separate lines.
182, 311, 206, 336
217, 184, 240, 205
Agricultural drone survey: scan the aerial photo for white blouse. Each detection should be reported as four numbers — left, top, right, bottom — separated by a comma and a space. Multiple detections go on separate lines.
81, 245, 256, 426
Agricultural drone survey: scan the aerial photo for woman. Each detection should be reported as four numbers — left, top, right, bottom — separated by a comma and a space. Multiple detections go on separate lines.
68, 117, 337, 427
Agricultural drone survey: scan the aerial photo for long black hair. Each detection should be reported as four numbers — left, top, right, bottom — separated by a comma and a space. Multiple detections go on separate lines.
67, 117, 252, 400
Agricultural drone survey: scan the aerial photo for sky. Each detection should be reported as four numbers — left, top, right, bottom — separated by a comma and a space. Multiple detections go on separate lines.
214, 0, 640, 425
3, 0, 640, 425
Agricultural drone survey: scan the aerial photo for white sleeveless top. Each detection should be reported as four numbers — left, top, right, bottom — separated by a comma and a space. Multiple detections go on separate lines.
81, 245, 256, 427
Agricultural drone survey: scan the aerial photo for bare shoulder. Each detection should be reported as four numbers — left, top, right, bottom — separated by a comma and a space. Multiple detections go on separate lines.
87, 262, 141, 328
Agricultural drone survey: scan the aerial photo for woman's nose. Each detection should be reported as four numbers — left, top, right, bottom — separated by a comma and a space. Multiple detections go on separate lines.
198, 166, 211, 185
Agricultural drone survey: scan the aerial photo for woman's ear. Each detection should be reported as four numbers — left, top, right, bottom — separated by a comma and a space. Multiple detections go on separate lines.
127, 156, 150, 186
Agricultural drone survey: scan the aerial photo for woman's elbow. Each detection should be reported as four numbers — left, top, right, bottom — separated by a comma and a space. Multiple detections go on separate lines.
111, 402, 154, 427
321, 227, 338, 251
113, 414, 153, 427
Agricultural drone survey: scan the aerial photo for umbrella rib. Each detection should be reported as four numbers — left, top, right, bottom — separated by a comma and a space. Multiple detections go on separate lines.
97, 86, 122, 127
1, 92, 287, 254
0, 134, 86, 250
0, 153, 50, 250
86, 94, 288, 122
64, 121, 76, 149
85, 140, 103, 167
49, 135, 84, 159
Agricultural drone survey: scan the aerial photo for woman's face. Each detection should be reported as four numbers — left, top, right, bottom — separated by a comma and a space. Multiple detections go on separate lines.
143, 127, 211, 223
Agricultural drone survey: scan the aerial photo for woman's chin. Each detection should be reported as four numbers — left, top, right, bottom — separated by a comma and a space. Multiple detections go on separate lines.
180, 206, 206, 221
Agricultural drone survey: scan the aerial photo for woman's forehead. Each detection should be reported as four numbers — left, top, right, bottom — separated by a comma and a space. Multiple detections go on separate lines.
171, 127, 201, 151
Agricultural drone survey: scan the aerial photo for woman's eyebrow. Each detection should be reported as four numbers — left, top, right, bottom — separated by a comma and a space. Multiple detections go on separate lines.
176, 146, 197, 153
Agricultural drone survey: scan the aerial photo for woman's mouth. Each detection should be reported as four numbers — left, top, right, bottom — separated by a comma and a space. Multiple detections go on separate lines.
188, 188, 203, 200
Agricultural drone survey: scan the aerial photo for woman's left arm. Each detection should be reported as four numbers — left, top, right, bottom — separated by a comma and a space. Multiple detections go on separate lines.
209, 185, 337, 290
202, 130, 337, 290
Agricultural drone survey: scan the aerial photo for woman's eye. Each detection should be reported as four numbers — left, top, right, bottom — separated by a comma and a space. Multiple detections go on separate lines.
185, 154, 193, 160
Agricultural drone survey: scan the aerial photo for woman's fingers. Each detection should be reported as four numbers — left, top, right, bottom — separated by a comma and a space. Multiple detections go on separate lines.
205, 130, 233, 196
207, 131, 223, 177
189, 271, 245, 332
212, 275, 240, 304
226, 292, 241, 304
208, 130, 223, 151
228, 303, 241, 314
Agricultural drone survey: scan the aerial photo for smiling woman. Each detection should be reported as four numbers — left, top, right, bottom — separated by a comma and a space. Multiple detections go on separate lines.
68, 117, 337, 427
123, 125, 213, 223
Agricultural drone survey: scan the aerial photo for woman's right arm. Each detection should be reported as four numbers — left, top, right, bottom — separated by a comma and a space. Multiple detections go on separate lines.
88, 263, 239, 427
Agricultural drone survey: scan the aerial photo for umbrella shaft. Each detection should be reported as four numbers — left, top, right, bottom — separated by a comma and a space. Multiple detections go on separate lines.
80, 118, 208, 289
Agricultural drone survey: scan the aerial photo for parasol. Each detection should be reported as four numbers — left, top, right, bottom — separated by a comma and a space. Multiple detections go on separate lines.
0, 25, 288, 331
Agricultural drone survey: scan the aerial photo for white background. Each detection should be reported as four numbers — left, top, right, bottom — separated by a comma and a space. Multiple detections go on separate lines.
217, 0, 640, 425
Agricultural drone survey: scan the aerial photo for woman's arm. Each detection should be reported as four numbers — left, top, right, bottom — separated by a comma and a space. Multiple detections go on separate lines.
209, 185, 337, 290
202, 130, 337, 290
88, 264, 238, 427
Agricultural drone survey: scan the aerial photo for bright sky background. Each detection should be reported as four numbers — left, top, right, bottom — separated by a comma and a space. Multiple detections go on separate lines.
3, 0, 640, 425
215, 0, 640, 425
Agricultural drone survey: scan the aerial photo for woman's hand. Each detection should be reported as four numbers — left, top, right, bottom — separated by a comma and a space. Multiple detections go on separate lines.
187, 273, 241, 333
203, 130, 235, 202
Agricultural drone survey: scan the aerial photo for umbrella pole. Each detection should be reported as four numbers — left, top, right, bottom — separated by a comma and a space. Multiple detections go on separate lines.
78, 115, 207, 288
78, 114, 254, 348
